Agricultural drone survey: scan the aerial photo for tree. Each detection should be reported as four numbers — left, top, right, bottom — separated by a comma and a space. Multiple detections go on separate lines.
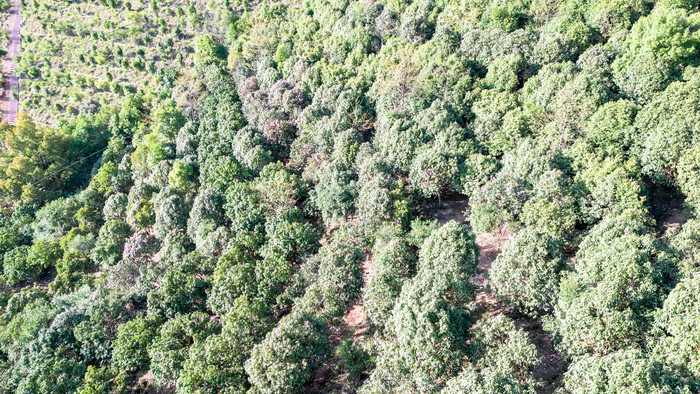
443, 315, 540, 393
245, 311, 330, 393
148, 312, 217, 386
612, 6, 700, 103
176, 333, 249, 393
297, 238, 363, 320
484, 54, 526, 92
677, 146, 700, 212
91, 220, 131, 268
111, 315, 161, 372
363, 222, 479, 392
310, 162, 357, 223
187, 188, 229, 257
633, 76, 700, 184
409, 145, 459, 200
469, 138, 556, 234
363, 233, 416, 330
490, 228, 565, 317
547, 213, 672, 358
254, 162, 304, 212
147, 261, 210, 319
207, 248, 259, 316
652, 271, 700, 387
0, 115, 72, 204
224, 180, 266, 239
671, 218, 700, 276
178, 299, 274, 393
562, 348, 689, 393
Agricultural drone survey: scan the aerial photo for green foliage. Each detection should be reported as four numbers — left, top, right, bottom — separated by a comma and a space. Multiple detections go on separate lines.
147, 256, 210, 319
671, 218, 700, 276
208, 248, 259, 315
337, 338, 375, 379
490, 228, 565, 317
562, 348, 690, 393
633, 77, 700, 184
111, 315, 161, 372
0, 116, 72, 204
547, 213, 673, 358
443, 315, 540, 393
363, 232, 416, 329
177, 333, 249, 393
148, 312, 217, 386
484, 54, 526, 92
612, 6, 700, 103
469, 138, 558, 234
245, 311, 330, 394
677, 146, 700, 212
362, 221, 478, 392
297, 237, 363, 320
76, 366, 127, 394
652, 272, 700, 386
50, 250, 95, 294
4, 0, 700, 392
2, 246, 33, 285
310, 162, 358, 223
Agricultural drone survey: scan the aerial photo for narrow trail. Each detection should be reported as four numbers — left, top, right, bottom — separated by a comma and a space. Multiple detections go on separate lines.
1, 0, 20, 124
308, 257, 372, 393
426, 195, 565, 393
475, 227, 565, 393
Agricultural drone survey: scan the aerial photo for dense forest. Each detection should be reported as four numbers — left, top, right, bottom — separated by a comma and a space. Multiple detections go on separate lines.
0, 0, 699, 392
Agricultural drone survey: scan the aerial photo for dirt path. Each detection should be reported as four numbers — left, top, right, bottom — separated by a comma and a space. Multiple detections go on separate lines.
307, 258, 373, 393
474, 227, 565, 393
474, 228, 513, 317
1, 0, 20, 124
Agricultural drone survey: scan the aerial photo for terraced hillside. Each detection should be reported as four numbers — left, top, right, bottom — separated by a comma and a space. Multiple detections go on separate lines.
16, 0, 240, 125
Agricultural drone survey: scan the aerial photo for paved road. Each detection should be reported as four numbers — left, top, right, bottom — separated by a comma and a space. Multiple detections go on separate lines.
7, 0, 20, 125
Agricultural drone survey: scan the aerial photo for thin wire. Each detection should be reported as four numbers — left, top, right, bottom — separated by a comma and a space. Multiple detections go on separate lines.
30, 146, 109, 187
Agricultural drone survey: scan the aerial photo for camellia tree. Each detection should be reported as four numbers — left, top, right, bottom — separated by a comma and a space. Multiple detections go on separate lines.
489, 227, 565, 317
361, 221, 479, 393
442, 314, 540, 393
547, 211, 673, 358
244, 311, 330, 393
